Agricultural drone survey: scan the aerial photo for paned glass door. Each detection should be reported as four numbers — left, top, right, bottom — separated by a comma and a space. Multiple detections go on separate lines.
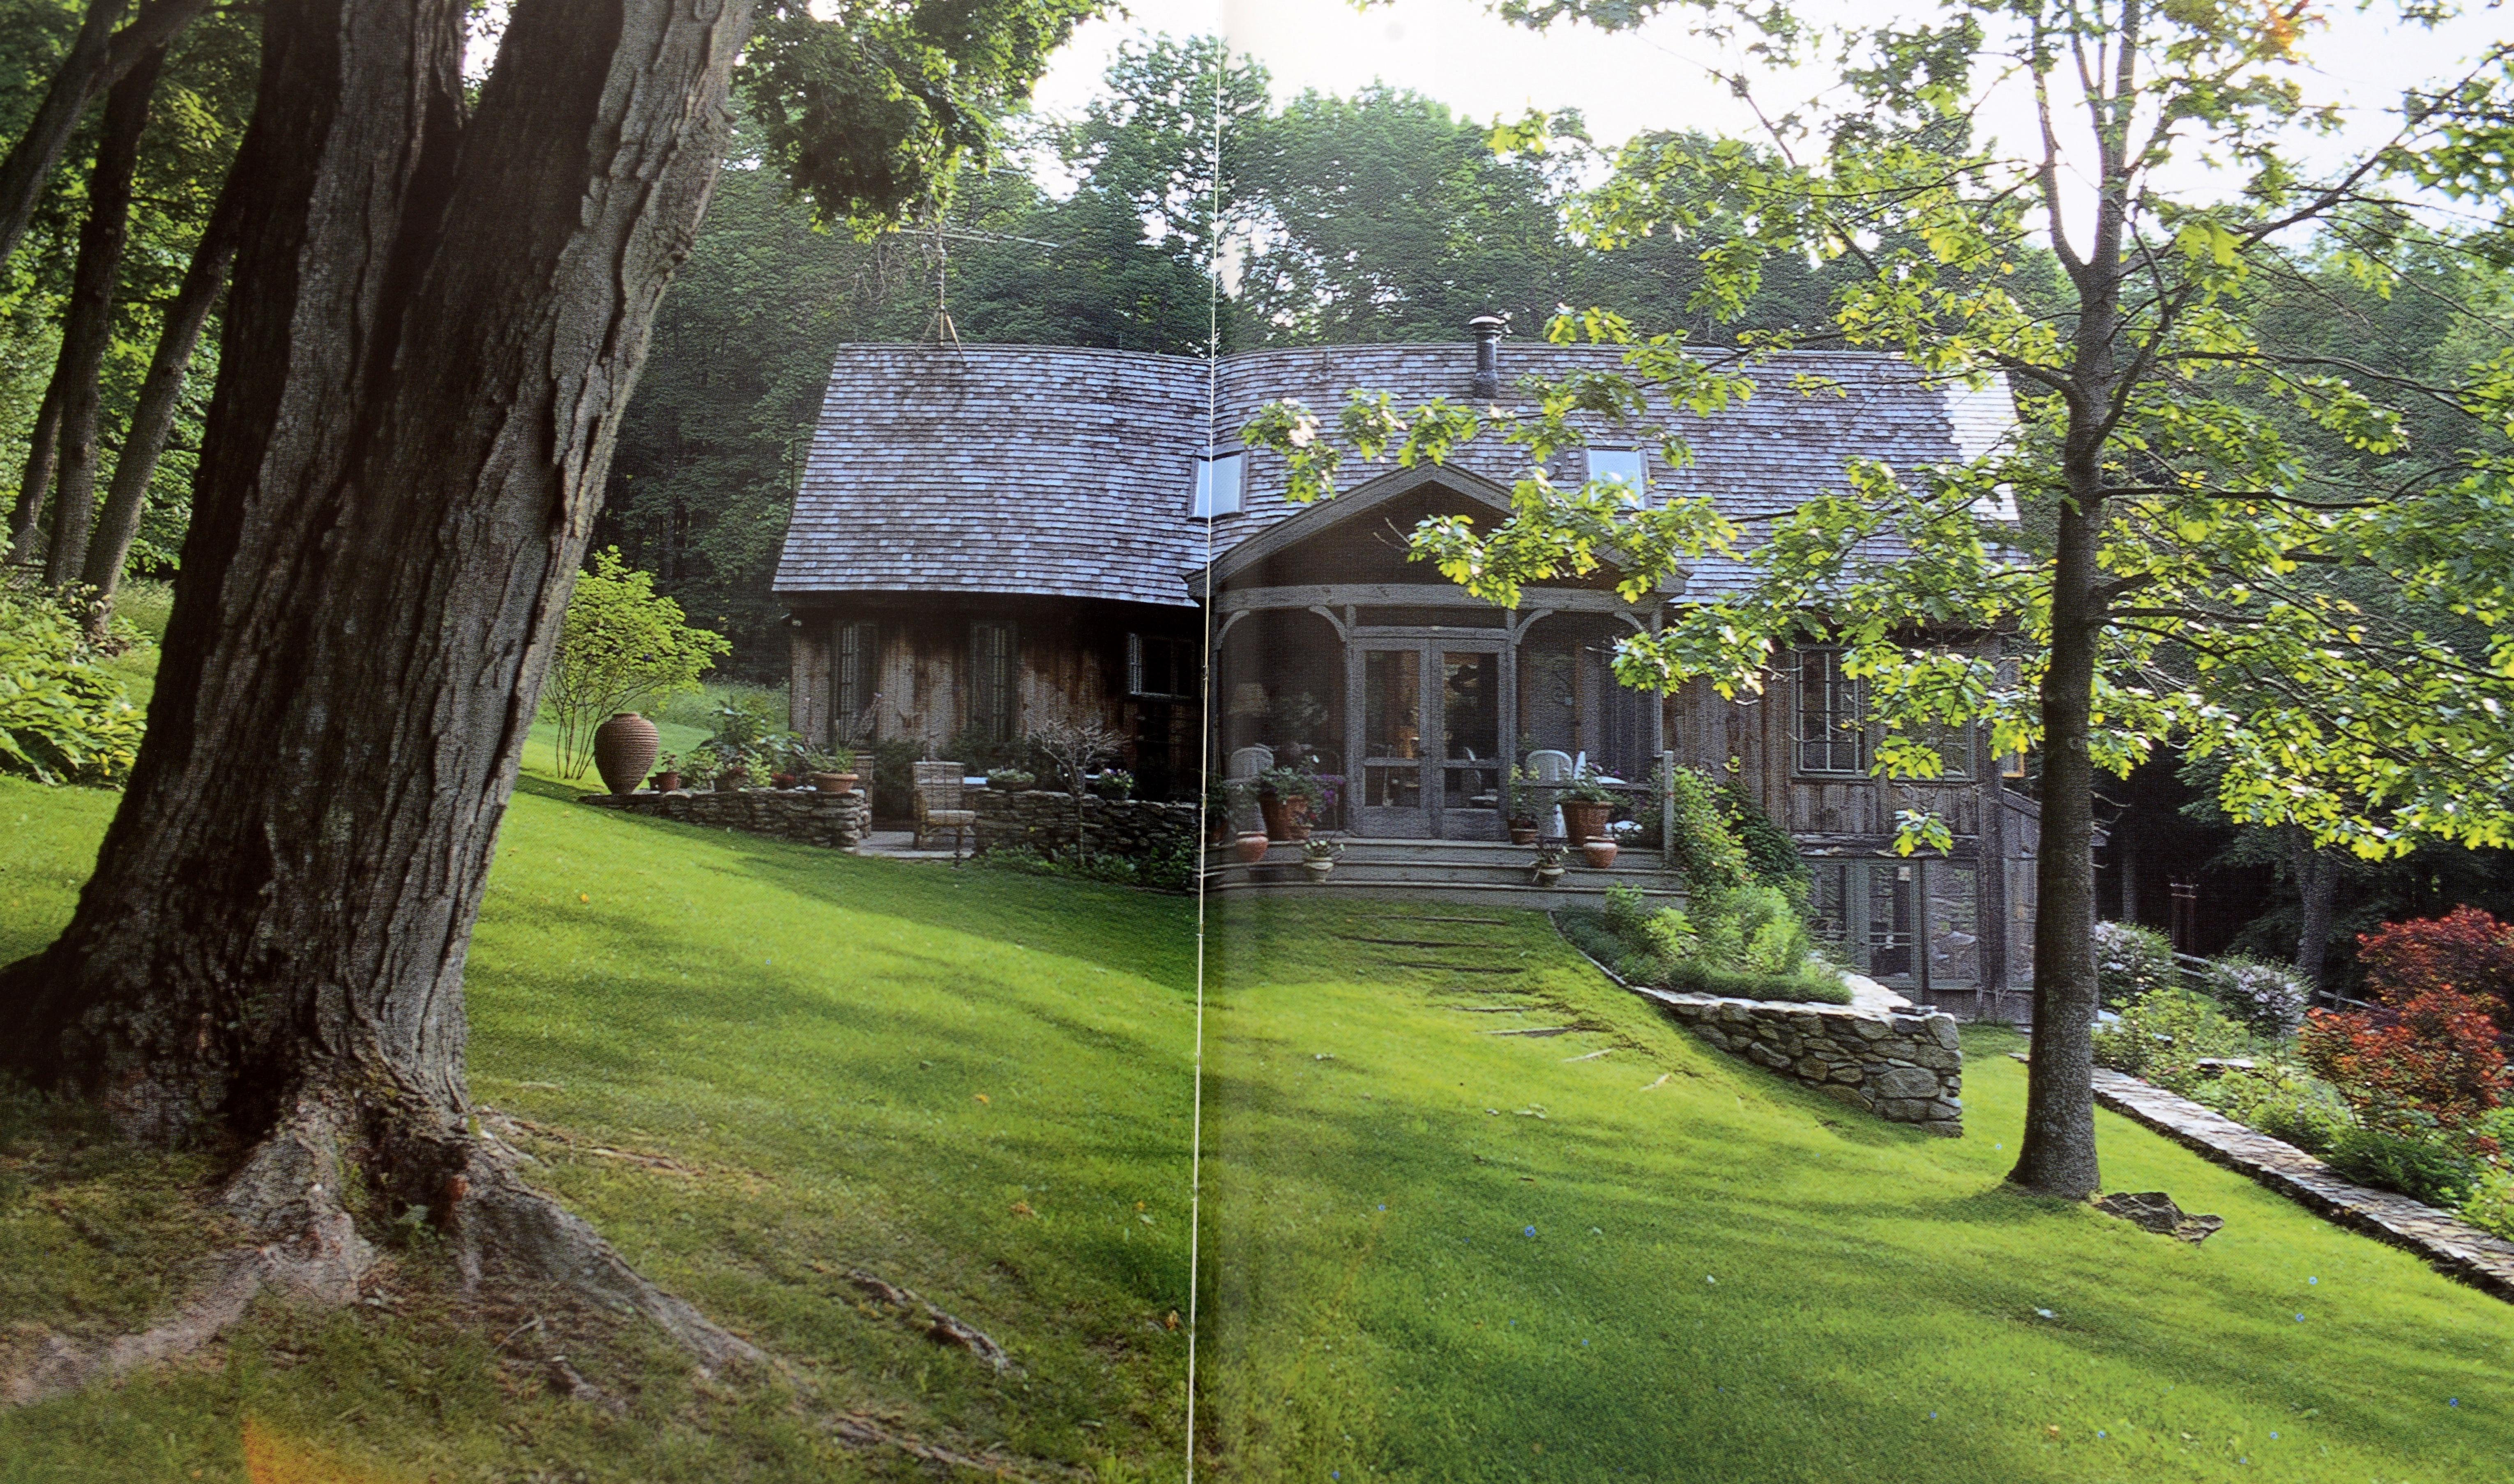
1350, 640, 1507, 838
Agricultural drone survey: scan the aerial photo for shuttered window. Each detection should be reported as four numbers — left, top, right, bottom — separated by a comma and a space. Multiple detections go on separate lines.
969, 621, 1018, 743
833, 621, 877, 740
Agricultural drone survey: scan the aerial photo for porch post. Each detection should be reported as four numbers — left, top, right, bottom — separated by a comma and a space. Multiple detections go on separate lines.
1661, 750, 1678, 862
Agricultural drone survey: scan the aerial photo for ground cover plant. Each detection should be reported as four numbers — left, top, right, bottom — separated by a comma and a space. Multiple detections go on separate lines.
1201, 894, 2514, 1482
1556, 883, 1852, 1005
0, 736, 1198, 1480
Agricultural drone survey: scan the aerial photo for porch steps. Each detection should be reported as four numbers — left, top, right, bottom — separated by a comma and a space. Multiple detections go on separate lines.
1203, 837, 1687, 910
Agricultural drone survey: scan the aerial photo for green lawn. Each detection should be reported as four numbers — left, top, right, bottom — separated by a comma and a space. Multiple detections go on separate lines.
0, 744, 2509, 1481
1200, 895, 2514, 1482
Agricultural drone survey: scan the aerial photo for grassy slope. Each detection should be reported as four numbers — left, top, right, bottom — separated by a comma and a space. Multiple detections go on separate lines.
1201, 896, 2514, 1483
0, 716, 2506, 1479
0, 750, 1199, 1481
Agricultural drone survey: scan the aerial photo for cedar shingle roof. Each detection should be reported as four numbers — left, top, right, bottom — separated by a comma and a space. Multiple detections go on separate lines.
773, 340, 2015, 607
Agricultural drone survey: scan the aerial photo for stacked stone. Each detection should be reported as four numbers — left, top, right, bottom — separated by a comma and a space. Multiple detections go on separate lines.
969, 789, 1198, 864
578, 788, 871, 850
1643, 992, 1964, 1136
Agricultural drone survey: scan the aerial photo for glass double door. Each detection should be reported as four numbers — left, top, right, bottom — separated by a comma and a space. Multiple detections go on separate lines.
1350, 640, 1505, 838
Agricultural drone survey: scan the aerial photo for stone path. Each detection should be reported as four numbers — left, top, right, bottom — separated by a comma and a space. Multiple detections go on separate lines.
2078, 1062, 2514, 1302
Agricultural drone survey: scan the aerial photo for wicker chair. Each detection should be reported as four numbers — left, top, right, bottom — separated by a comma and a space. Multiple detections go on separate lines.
913, 761, 977, 856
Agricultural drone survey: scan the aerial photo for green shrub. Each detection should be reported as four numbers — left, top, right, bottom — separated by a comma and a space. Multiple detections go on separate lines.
1717, 780, 1807, 886
2090, 988, 2251, 1088
2325, 1124, 2479, 1208
2189, 1064, 2354, 1155
2459, 1166, 2514, 1241
1555, 907, 1852, 1005
1663, 766, 1750, 893
2195, 956, 2310, 1036
1602, 883, 1653, 936
2094, 921, 2179, 1008
0, 593, 145, 786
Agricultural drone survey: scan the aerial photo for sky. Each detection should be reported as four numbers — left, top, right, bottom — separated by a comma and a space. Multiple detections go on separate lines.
1032, 0, 2510, 209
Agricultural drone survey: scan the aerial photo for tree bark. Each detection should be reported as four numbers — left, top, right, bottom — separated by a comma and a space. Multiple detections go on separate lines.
3, 379, 64, 565
2289, 828, 2338, 998
0, 0, 208, 272
41, 44, 164, 589
0, 0, 756, 1364
78, 168, 244, 632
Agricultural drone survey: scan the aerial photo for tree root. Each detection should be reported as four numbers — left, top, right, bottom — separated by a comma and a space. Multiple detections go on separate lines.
836, 1267, 1019, 1374
2, 1091, 760, 1408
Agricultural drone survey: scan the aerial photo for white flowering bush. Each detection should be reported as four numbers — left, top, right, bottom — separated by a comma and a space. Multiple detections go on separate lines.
2093, 921, 2178, 1008
2197, 956, 2311, 1036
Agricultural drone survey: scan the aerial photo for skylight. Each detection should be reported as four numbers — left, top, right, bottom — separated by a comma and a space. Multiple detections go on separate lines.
1192, 452, 1244, 518
1588, 447, 1647, 501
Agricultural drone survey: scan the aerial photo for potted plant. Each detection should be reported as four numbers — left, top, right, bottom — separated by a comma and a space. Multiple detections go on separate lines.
649, 751, 684, 793
1557, 769, 1618, 844
1300, 835, 1343, 883
1256, 764, 1323, 841
1091, 768, 1135, 801
987, 767, 1037, 792
805, 744, 860, 794
1507, 810, 1539, 845
1205, 777, 1245, 844
1530, 843, 1567, 886
1233, 828, 1272, 865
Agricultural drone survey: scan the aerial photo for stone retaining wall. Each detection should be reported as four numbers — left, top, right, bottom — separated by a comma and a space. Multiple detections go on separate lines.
1638, 988, 1965, 1135
972, 787, 1198, 863
579, 787, 871, 850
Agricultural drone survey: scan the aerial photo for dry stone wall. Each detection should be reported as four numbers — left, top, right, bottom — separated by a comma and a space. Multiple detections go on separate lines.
972, 787, 1198, 863
1639, 989, 1965, 1136
579, 787, 870, 850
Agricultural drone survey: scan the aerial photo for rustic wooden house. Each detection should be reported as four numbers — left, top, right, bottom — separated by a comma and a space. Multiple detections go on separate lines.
774, 327, 2040, 1007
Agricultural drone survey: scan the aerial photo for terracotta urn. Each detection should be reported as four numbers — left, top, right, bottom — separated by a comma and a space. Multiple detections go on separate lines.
1233, 831, 1271, 864
811, 771, 860, 794
1508, 823, 1539, 845
1560, 799, 1612, 844
1258, 793, 1313, 842
592, 712, 659, 795
1581, 839, 1620, 869
651, 770, 683, 793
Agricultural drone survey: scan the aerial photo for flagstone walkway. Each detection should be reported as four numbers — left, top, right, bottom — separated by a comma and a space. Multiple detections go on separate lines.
2076, 1061, 2514, 1302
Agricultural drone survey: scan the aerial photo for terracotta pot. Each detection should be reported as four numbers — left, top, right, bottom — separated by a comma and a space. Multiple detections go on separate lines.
1581, 839, 1620, 869
1508, 824, 1538, 845
1259, 793, 1314, 842
811, 771, 859, 794
1302, 859, 1334, 883
1233, 831, 1271, 864
592, 712, 659, 795
1560, 799, 1612, 844
651, 771, 682, 793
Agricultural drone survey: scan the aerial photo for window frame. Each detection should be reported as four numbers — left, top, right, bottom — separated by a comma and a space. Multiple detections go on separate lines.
1795, 646, 1869, 776
1586, 446, 1649, 502
1127, 633, 1196, 700
1190, 451, 1245, 519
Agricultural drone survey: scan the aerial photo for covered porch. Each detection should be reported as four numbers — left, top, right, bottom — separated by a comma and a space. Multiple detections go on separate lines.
1202, 464, 1680, 844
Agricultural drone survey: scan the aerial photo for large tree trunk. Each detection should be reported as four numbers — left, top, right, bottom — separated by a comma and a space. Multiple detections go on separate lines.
3, 379, 64, 565
0, 0, 207, 272
78, 170, 243, 632
0, 0, 758, 1380
2288, 828, 2338, 999
41, 44, 164, 589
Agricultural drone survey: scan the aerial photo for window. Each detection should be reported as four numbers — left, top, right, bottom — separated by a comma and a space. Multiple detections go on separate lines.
1128, 633, 1196, 699
1191, 452, 1244, 518
1796, 647, 1866, 773
1588, 447, 1648, 501
833, 621, 878, 739
969, 621, 1017, 743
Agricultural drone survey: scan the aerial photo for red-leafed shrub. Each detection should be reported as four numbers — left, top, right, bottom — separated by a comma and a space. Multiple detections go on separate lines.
2298, 987, 2513, 1131
2357, 907, 2514, 1027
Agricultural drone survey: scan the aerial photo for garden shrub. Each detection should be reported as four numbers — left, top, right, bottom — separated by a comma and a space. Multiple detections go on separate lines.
2325, 1124, 2479, 1208
2089, 988, 2251, 1090
2298, 986, 2511, 1132
975, 841, 1194, 893
2188, 1064, 2353, 1156
1556, 902, 1851, 1005
1663, 766, 1749, 893
0, 593, 145, 786
2357, 907, 2514, 1029
2092, 921, 2178, 1008
2459, 1165, 2514, 1242
2196, 956, 2310, 1037
1717, 780, 1807, 886
545, 548, 729, 779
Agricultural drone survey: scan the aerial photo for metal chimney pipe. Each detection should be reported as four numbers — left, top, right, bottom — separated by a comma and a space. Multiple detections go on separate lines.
1468, 313, 1507, 401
